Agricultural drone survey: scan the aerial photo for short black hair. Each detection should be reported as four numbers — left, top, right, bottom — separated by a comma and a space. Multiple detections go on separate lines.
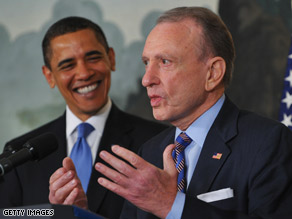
42, 16, 109, 69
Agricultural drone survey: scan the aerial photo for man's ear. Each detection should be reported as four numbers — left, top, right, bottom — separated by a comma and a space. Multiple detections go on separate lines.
42, 65, 56, 88
205, 57, 226, 91
108, 47, 116, 71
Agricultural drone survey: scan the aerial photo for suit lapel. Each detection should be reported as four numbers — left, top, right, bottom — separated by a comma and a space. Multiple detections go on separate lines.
87, 104, 134, 212
159, 128, 176, 153
187, 131, 231, 195
187, 97, 239, 196
37, 114, 67, 190
152, 127, 175, 169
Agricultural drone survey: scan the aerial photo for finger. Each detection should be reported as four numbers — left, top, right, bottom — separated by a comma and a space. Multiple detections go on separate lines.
63, 187, 79, 205
163, 144, 177, 176
50, 157, 75, 184
99, 149, 136, 176
49, 167, 67, 184
54, 178, 78, 203
111, 145, 147, 169
63, 157, 76, 172
49, 170, 75, 192
64, 187, 88, 210
97, 177, 127, 199
95, 162, 128, 186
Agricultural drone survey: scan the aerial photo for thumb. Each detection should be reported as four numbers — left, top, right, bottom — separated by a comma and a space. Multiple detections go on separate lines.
63, 157, 76, 172
163, 144, 177, 177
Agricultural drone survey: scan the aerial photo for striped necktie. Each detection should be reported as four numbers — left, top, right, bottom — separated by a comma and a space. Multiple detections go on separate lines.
70, 123, 94, 192
172, 132, 192, 193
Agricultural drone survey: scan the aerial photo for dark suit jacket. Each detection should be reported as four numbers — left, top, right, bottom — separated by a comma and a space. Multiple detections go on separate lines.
121, 97, 292, 219
0, 104, 168, 219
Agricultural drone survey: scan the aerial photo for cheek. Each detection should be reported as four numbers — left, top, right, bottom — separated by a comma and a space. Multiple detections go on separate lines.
166, 77, 190, 102
96, 61, 112, 71
101, 67, 111, 82
104, 76, 111, 92
55, 73, 73, 90
171, 77, 204, 106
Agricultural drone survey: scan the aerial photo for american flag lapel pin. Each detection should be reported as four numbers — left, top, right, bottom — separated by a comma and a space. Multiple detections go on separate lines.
212, 153, 222, 160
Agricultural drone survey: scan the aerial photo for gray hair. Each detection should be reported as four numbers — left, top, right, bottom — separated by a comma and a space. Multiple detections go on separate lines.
157, 7, 235, 86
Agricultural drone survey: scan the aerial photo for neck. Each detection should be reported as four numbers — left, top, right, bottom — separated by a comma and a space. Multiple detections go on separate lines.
171, 92, 224, 131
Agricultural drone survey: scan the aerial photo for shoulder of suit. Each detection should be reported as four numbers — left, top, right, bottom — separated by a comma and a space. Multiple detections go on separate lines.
4, 114, 64, 149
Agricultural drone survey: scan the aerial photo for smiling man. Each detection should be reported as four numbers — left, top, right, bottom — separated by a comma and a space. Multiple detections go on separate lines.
42, 27, 114, 121
0, 17, 167, 219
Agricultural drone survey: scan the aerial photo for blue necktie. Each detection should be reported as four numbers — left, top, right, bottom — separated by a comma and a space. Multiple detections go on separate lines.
172, 132, 192, 193
70, 123, 94, 192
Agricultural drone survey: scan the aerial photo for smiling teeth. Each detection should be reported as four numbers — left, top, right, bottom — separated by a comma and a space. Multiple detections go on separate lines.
77, 84, 98, 94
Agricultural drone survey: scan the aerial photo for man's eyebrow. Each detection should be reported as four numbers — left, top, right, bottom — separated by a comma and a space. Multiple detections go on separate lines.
57, 58, 74, 68
85, 50, 103, 57
142, 54, 173, 61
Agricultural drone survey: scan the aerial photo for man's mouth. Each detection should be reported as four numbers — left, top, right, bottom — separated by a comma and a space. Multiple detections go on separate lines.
75, 81, 101, 94
149, 95, 163, 107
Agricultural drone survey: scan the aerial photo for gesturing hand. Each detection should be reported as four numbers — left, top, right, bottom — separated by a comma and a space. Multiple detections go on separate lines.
49, 157, 88, 209
95, 144, 178, 219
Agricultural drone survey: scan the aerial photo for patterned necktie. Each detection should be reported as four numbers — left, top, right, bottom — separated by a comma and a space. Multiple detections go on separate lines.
172, 132, 192, 193
70, 123, 94, 192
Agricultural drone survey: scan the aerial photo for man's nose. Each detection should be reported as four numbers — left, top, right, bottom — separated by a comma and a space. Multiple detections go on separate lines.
142, 62, 160, 87
76, 62, 93, 80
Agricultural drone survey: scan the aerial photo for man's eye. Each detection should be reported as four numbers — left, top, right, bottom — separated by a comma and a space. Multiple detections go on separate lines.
87, 56, 101, 62
143, 60, 149, 66
60, 63, 74, 70
162, 59, 170, 65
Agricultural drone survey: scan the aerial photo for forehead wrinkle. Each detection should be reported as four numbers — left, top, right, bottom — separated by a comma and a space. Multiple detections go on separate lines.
143, 19, 203, 63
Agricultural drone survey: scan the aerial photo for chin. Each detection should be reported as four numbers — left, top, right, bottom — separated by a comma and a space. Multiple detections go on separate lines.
79, 106, 99, 115
153, 111, 168, 122
81, 102, 104, 111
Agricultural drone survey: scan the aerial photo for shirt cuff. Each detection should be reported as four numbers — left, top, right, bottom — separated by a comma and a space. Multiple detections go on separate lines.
166, 191, 186, 219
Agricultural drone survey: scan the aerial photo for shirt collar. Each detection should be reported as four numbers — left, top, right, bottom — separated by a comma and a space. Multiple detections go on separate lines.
66, 98, 112, 138
175, 94, 225, 147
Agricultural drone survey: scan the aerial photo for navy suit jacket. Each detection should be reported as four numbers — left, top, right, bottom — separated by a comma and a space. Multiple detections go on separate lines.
0, 104, 168, 219
121, 97, 292, 219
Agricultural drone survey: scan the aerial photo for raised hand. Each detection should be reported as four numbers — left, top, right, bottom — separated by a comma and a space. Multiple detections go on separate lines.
49, 157, 88, 209
95, 144, 178, 218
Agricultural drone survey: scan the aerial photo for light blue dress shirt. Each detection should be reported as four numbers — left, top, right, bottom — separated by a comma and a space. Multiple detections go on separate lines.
166, 95, 225, 219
